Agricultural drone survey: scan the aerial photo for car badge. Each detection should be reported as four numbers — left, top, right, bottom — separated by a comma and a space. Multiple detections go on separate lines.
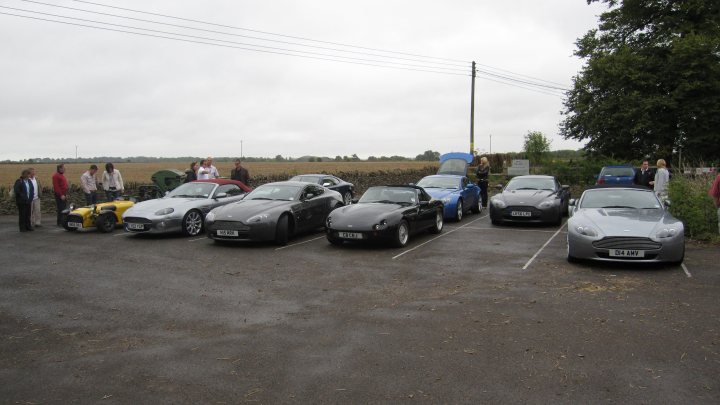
624, 229, 630, 232
348, 224, 353, 228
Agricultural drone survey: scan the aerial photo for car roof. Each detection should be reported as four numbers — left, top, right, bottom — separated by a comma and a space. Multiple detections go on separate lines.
193, 179, 251, 192
587, 184, 652, 190
601, 165, 634, 168
291, 174, 332, 177
422, 174, 463, 179
374, 184, 426, 191
509, 175, 556, 179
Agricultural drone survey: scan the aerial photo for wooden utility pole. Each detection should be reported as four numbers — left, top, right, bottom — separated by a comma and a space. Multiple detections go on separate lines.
470, 61, 476, 155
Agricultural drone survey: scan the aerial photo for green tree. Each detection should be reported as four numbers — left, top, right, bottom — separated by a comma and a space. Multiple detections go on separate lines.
274, 154, 284, 162
415, 150, 440, 161
523, 131, 552, 164
562, 0, 720, 162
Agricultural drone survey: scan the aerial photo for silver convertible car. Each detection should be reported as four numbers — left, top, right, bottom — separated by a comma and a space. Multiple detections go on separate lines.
567, 186, 684, 264
122, 179, 250, 236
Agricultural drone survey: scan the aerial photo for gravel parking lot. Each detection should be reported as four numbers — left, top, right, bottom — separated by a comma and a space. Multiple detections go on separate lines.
1, 213, 719, 403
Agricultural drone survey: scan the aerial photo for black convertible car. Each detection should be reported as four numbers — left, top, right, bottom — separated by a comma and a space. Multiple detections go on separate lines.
205, 181, 343, 245
289, 174, 355, 205
325, 185, 444, 247
489, 175, 570, 225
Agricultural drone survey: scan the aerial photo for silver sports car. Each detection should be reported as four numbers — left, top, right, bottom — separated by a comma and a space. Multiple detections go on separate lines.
205, 181, 344, 245
122, 179, 249, 236
567, 186, 684, 264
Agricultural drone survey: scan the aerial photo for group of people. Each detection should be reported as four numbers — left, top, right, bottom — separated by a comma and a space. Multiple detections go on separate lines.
13, 163, 124, 232
184, 157, 251, 185
632, 159, 670, 198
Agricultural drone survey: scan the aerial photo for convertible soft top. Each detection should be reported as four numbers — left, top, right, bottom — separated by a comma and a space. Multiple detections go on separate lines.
193, 179, 252, 192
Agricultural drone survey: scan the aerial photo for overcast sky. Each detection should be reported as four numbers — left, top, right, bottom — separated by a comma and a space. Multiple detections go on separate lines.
0, 0, 606, 160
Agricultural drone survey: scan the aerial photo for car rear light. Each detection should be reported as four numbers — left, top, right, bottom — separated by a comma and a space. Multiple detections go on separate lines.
597, 177, 605, 185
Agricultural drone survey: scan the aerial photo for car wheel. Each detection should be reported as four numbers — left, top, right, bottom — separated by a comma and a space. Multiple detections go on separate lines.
343, 191, 353, 205
96, 213, 116, 233
669, 246, 685, 266
393, 220, 410, 248
491, 218, 501, 225
429, 209, 443, 234
567, 239, 580, 263
275, 214, 290, 246
471, 197, 482, 214
182, 210, 203, 236
553, 211, 563, 226
454, 199, 463, 222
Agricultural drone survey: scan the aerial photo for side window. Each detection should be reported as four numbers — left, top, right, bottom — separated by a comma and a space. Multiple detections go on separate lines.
215, 184, 238, 197
321, 177, 338, 187
418, 189, 431, 202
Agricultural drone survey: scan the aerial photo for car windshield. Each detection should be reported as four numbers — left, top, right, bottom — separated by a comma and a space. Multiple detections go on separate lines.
289, 175, 321, 184
417, 177, 459, 189
359, 187, 417, 205
580, 189, 662, 209
601, 167, 635, 177
166, 182, 216, 198
244, 184, 301, 201
505, 178, 556, 191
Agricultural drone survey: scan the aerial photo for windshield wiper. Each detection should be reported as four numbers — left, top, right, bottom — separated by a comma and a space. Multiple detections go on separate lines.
172, 194, 197, 198
514, 187, 538, 190
602, 205, 636, 209
249, 197, 273, 200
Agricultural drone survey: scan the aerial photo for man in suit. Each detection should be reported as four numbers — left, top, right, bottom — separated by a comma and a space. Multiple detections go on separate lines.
633, 160, 654, 188
13, 168, 35, 232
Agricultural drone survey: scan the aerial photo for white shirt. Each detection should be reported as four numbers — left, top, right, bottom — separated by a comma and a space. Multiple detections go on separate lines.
209, 165, 220, 179
29, 177, 39, 200
197, 167, 211, 180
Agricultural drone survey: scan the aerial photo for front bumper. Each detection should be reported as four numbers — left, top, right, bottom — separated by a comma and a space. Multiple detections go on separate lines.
206, 220, 277, 242
123, 216, 182, 234
326, 225, 398, 243
490, 205, 560, 224
567, 233, 685, 263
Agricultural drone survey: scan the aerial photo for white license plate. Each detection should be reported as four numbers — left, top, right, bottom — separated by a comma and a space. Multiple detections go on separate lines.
127, 223, 144, 230
511, 211, 532, 217
67, 222, 82, 228
217, 230, 239, 237
338, 231, 363, 239
610, 249, 645, 258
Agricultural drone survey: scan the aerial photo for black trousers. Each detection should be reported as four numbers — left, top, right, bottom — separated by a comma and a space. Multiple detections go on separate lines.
55, 194, 66, 225
17, 202, 32, 231
478, 180, 488, 208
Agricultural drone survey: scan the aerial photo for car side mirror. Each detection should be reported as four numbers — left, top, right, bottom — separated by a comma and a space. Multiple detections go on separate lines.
663, 199, 671, 208
351, 198, 359, 204
214, 192, 227, 199
495, 184, 504, 190
562, 185, 570, 190
164, 191, 170, 196
303, 193, 315, 201
569, 199, 576, 206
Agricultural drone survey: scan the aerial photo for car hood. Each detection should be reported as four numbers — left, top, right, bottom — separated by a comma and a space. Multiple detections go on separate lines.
572, 208, 677, 237
329, 202, 406, 228
424, 188, 459, 200
497, 189, 555, 205
124, 197, 205, 216
212, 199, 292, 221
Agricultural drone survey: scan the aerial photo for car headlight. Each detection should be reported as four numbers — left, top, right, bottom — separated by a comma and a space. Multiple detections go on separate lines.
539, 199, 554, 209
154, 207, 174, 215
492, 199, 506, 209
247, 213, 270, 223
373, 219, 388, 230
326, 216, 332, 227
656, 228, 679, 238
205, 211, 216, 222
575, 225, 598, 237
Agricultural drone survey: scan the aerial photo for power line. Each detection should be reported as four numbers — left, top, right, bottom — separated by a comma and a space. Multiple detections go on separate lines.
1, 6, 469, 73
475, 68, 570, 91
19, 0, 471, 69
0, 11, 471, 77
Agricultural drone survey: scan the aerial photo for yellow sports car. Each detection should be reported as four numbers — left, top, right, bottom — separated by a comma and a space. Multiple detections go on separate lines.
62, 198, 136, 233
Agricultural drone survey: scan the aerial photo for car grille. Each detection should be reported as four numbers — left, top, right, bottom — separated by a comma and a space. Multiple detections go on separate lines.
67, 214, 83, 223
596, 252, 659, 260
210, 221, 250, 232
503, 206, 541, 218
123, 217, 153, 225
592, 237, 662, 250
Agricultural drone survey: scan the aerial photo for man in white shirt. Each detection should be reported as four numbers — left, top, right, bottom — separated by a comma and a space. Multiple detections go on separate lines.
207, 156, 220, 178
197, 160, 212, 180
28, 167, 41, 227
81, 164, 99, 204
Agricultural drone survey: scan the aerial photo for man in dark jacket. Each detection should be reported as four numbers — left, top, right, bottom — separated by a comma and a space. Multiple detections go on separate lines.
230, 159, 251, 186
633, 160, 654, 188
13, 168, 35, 232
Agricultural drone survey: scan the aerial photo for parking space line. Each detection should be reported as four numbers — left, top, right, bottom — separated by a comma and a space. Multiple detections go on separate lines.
392, 215, 487, 260
188, 236, 208, 242
681, 263, 692, 278
113, 232, 130, 237
458, 226, 565, 234
522, 221, 567, 270
275, 235, 325, 251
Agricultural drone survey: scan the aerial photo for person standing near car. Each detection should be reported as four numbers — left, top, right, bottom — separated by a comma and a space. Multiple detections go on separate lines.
651, 158, 670, 198
475, 156, 490, 208
633, 160, 654, 188
197, 159, 211, 180
81, 164, 99, 204
184, 161, 198, 183
15, 169, 35, 232
28, 167, 41, 227
102, 162, 124, 201
207, 156, 220, 179
709, 171, 720, 235
52, 163, 69, 227
230, 159, 250, 186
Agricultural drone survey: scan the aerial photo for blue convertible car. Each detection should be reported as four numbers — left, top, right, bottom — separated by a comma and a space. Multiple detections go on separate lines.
416, 152, 482, 221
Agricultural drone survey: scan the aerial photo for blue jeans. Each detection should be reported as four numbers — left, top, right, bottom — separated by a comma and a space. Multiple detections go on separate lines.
106, 189, 119, 201
85, 191, 98, 205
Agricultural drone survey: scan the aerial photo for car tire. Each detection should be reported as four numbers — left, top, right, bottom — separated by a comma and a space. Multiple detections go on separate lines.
275, 214, 290, 246
343, 191, 353, 205
454, 199, 463, 222
471, 197, 482, 214
567, 240, 580, 263
669, 246, 685, 266
182, 210, 204, 236
96, 213, 116, 233
429, 209, 443, 234
491, 218, 502, 225
393, 220, 410, 248
553, 212, 563, 226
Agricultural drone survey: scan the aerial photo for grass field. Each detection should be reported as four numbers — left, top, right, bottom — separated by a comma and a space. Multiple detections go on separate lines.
0, 161, 438, 188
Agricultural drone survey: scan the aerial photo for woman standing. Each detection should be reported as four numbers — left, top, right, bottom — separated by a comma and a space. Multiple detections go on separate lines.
475, 156, 490, 209
185, 161, 198, 183
102, 162, 124, 201
652, 158, 670, 198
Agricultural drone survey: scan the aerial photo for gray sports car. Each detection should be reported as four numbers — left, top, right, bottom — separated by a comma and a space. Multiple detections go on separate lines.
205, 181, 343, 245
122, 179, 250, 236
567, 186, 684, 264
489, 175, 570, 225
